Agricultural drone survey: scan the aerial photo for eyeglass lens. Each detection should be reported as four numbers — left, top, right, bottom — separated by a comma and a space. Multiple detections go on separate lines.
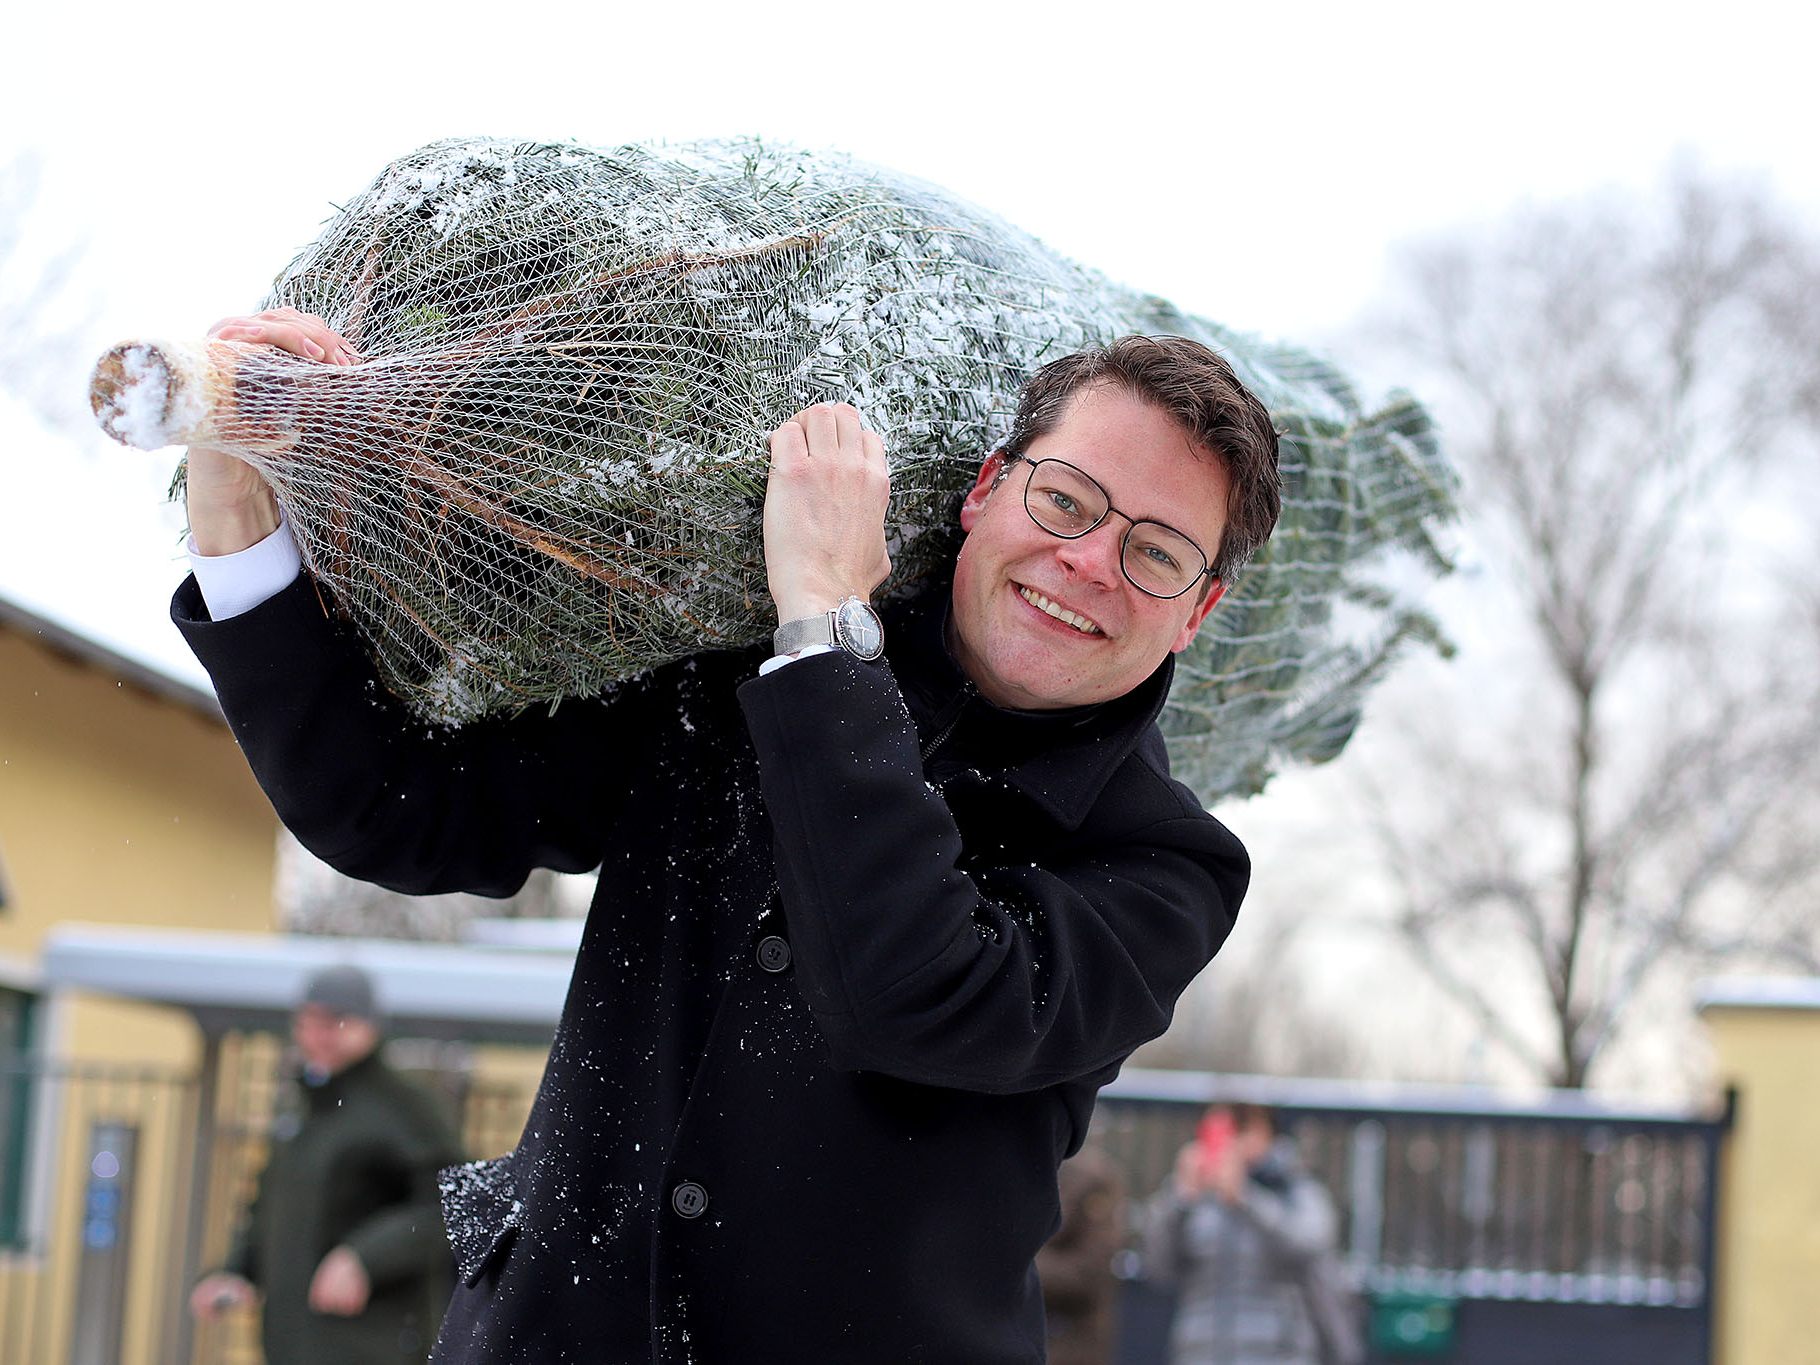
1022, 460, 1206, 598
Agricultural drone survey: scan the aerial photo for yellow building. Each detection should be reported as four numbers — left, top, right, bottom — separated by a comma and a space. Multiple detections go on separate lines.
1700, 979, 1820, 1365
0, 591, 279, 1363
0, 594, 559, 1364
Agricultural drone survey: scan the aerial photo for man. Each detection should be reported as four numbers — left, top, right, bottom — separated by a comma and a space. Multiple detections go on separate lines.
176, 307, 1280, 1362
1142, 1104, 1360, 1365
1037, 1140, 1128, 1365
189, 964, 465, 1365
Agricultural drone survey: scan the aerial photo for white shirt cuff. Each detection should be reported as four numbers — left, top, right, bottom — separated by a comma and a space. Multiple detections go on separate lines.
758, 644, 836, 676
187, 516, 303, 621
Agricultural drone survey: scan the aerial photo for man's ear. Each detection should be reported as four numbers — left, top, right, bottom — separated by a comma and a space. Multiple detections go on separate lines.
959, 452, 1009, 533
1170, 579, 1226, 654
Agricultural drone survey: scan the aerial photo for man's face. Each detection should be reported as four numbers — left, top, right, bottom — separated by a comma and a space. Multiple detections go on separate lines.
1234, 1114, 1276, 1166
949, 383, 1230, 710
292, 1003, 378, 1076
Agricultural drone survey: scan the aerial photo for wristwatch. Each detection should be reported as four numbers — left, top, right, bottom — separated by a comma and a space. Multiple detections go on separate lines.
773, 596, 885, 661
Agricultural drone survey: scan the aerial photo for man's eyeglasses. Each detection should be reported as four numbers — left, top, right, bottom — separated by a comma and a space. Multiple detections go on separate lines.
1009, 456, 1217, 600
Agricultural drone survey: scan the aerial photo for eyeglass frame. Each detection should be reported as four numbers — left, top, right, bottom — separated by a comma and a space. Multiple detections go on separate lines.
1000, 454, 1220, 601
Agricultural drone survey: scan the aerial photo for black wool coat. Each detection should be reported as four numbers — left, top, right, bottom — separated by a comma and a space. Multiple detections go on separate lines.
176, 573, 1248, 1364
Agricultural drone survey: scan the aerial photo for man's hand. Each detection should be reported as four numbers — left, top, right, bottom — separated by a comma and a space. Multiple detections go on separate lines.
763, 403, 891, 625
1172, 1140, 1211, 1199
307, 1244, 371, 1317
187, 307, 360, 556
188, 1271, 255, 1320
1205, 1136, 1248, 1205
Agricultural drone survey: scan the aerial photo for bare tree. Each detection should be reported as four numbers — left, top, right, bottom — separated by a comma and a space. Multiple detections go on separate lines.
1134, 912, 1371, 1078
275, 830, 592, 940
1360, 165, 1820, 1088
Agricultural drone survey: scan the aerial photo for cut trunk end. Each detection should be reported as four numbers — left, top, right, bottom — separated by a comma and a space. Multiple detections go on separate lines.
89, 340, 213, 450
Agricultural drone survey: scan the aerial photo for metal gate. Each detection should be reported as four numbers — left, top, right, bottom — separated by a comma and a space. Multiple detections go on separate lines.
0, 1055, 199, 1365
1095, 1073, 1732, 1365
0, 1039, 535, 1365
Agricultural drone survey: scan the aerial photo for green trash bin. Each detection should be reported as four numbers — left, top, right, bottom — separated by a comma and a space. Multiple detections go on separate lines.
1368, 1292, 1457, 1357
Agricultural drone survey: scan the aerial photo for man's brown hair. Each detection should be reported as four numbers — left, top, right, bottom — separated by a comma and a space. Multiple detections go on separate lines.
1001, 335, 1282, 585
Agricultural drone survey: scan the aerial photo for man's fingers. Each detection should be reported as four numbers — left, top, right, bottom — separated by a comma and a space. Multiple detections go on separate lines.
217, 320, 329, 362
265, 323, 329, 361
831, 402, 865, 453
214, 320, 324, 360
208, 309, 357, 365
269, 310, 359, 365
768, 418, 809, 466
796, 403, 841, 457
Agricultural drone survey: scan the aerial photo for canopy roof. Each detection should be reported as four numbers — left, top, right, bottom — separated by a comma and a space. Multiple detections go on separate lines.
42, 923, 576, 1045
1696, 975, 1820, 1013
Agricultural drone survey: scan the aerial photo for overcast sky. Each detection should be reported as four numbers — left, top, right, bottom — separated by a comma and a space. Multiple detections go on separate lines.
6, 0, 1815, 688
15, 1, 1820, 338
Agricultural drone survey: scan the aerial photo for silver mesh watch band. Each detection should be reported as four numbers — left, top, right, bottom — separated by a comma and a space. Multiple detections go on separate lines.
772, 611, 839, 655
772, 596, 884, 661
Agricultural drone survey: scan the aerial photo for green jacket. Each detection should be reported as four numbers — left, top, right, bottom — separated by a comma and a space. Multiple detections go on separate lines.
222, 1049, 465, 1365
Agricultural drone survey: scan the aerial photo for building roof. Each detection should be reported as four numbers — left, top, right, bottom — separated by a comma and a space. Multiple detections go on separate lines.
0, 590, 221, 720
42, 923, 574, 1045
1696, 976, 1820, 1013
0, 389, 218, 715
1106, 1065, 1710, 1126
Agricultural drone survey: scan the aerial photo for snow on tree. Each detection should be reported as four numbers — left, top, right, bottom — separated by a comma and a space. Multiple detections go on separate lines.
91, 136, 1455, 804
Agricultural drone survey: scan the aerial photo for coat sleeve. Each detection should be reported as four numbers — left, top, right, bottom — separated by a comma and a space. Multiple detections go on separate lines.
1139, 1182, 1193, 1286
219, 1172, 267, 1287
738, 652, 1245, 1094
339, 1087, 467, 1288
173, 573, 665, 895
1234, 1173, 1339, 1267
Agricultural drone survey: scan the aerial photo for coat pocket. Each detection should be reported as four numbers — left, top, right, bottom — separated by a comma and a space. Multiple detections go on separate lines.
438, 1153, 523, 1287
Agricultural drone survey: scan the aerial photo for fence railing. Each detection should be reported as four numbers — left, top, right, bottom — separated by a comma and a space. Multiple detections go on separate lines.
1094, 1069, 1730, 1311
0, 1056, 200, 1365
1, 1051, 1729, 1362
0, 1042, 537, 1365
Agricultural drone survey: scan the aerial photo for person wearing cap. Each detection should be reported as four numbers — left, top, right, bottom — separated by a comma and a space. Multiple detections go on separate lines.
189, 965, 466, 1365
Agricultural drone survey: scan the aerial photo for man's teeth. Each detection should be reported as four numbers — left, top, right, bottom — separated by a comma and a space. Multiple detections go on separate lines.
1019, 586, 1102, 635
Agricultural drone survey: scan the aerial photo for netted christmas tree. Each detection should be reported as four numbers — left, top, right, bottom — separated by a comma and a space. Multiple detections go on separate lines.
90, 136, 1455, 803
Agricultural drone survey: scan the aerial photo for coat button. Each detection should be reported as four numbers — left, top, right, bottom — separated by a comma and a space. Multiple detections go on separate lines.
671, 1181, 708, 1219
756, 936, 792, 973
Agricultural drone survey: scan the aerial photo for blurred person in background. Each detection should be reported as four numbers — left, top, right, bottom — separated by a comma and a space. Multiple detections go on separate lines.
1143, 1103, 1361, 1365
189, 964, 466, 1365
1038, 1139, 1128, 1364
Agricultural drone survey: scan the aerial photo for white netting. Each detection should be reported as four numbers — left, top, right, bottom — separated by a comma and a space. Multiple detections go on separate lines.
91, 136, 1455, 802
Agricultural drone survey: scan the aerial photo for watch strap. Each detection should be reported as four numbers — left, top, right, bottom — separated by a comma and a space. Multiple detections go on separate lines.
773, 611, 838, 655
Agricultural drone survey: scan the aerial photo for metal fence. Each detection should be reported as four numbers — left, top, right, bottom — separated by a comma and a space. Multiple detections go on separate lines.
0, 1041, 537, 1365
1, 1050, 1729, 1364
1094, 1070, 1730, 1363
0, 1056, 200, 1365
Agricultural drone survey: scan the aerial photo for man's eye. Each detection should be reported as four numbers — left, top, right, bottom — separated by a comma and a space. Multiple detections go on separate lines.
1046, 490, 1084, 517
1141, 544, 1181, 571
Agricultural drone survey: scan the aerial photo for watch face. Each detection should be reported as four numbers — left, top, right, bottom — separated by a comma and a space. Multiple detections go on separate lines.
835, 599, 885, 660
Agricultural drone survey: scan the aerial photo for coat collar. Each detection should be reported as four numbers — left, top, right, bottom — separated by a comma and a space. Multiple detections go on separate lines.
883, 579, 1174, 831
299, 1045, 385, 1110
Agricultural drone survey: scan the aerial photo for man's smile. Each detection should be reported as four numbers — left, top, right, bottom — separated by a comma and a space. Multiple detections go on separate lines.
1015, 583, 1106, 637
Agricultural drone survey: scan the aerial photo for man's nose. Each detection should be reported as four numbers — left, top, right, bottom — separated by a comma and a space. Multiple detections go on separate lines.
1054, 520, 1123, 588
